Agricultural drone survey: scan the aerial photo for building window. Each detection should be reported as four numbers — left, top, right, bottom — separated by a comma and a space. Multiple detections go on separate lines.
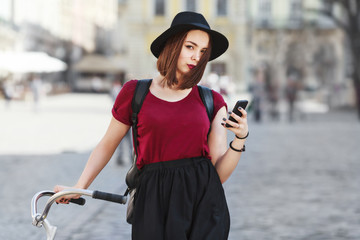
217, 0, 228, 16
185, 0, 197, 12
289, 0, 302, 27
322, 0, 333, 12
315, 0, 335, 27
258, 0, 272, 27
155, 0, 165, 16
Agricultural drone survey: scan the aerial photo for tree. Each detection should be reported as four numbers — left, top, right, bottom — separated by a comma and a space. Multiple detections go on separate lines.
309, 0, 360, 119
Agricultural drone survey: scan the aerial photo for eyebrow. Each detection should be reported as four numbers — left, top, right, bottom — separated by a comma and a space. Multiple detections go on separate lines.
185, 41, 208, 49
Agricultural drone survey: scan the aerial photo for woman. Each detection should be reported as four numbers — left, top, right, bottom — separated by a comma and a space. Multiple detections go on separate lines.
55, 11, 249, 239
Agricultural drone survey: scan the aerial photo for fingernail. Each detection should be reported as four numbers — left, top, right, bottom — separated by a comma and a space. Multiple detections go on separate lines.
228, 111, 232, 115
238, 107, 243, 110
222, 117, 227, 121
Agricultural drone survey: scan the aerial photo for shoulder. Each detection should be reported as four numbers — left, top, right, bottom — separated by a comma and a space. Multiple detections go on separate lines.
122, 79, 138, 91
113, 80, 138, 107
197, 86, 227, 120
211, 89, 228, 118
196, 85, 227, 110
112, 80, 138, 125
211, 90, 226, 106
116, 79, 138, 99
211, 89, 224, 101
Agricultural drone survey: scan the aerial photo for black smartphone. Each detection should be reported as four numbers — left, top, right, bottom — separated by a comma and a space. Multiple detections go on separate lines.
225, 100, 248, 127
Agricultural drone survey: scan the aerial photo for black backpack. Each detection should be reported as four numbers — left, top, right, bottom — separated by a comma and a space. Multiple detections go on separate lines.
124, 79, 214, 224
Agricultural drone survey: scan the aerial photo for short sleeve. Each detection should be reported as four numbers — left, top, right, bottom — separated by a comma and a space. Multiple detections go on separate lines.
211, 90, 227, 121
111, 80, 138, 125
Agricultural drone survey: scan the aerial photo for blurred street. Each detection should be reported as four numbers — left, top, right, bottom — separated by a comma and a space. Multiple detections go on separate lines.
1, 93, 360, 240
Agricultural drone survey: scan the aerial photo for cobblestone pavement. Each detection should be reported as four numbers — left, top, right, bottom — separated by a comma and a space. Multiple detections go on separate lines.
1, 95, 360, 240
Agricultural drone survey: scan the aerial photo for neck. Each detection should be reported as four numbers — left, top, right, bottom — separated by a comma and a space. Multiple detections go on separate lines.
151, 75, 192, 102
157, 75, 184, 90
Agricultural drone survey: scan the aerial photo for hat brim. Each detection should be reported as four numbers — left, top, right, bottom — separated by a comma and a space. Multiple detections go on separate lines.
150, 24, 229, 61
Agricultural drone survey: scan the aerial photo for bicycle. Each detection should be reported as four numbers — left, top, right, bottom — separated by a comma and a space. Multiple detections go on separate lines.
31, 189, 127, 240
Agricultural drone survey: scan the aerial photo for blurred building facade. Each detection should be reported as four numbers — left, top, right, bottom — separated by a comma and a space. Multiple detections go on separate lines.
0, 0, 118, 95
0, 0, 355, 109
247, 0, 352, 109
115, 0, 249, 96
0, 0, 117, 52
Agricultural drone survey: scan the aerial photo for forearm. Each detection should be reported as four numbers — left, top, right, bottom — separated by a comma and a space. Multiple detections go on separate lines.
209, 105, 248, 183
54, 117, 129, 203
75, 141, 116, 189
74, 117, 129, 189
215, 138, 246, 183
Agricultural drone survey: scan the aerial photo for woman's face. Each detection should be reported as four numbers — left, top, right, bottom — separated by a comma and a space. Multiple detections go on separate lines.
176, 30, 209, 78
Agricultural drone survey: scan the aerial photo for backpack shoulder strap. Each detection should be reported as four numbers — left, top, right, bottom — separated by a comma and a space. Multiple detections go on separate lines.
131, 79, 152, 156
197, 85, 214, 123
126, 79, 152, 190
132, 79, 152, 117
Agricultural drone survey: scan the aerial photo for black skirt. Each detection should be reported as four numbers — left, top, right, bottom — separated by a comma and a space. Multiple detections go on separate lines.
132, 157, 230, 240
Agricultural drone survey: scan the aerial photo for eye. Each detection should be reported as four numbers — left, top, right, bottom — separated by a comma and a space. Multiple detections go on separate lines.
186, 45, 194, 50
201, 49, 207, 54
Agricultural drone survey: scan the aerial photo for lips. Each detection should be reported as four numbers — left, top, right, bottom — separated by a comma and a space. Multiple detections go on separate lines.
188, 64, 196, 70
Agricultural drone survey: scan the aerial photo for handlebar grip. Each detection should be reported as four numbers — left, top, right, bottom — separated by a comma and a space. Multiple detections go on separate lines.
69, 197, 86, 205
92, 190, 127, 204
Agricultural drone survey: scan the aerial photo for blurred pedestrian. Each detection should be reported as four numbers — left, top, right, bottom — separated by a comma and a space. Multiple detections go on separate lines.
250, 68, 266, 122
285, 74, 299, 122
2, 77, 14, 108
91, 75, 102, 93
54, 11, 249, 240
203, 71, 220, 92
29, 74, 43, 112
267, 80, 280, 121
110, 79, 122, 101
219, 75, 230, 97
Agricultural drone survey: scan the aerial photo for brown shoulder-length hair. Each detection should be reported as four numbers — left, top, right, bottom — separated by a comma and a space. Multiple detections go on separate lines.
157, 29, 212, 89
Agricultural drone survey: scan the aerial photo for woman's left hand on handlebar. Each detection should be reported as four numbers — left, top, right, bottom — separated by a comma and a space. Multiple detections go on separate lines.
53, 185, 81, 204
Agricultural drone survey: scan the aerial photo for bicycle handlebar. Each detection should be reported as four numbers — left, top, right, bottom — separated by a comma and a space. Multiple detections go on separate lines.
31, 189, 127, 230
69, 197, 86, 205
92, 190, 128, 204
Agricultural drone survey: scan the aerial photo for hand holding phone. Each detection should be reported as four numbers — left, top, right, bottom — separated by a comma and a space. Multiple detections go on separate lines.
225, 100, 248, 128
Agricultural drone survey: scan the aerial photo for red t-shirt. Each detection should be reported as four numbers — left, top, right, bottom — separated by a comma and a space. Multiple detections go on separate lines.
112, 80, 227, 169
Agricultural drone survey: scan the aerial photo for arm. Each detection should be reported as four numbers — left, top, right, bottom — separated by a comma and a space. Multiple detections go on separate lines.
54, 117, 130, 202
74, 117, 130, 189
208, 106, 248, 183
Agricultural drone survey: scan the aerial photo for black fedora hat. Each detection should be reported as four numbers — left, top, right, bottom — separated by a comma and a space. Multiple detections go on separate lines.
150, 11, 229, 61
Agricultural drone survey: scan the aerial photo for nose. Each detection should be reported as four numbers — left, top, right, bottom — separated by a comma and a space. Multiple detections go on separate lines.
192, 51, 201, 61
